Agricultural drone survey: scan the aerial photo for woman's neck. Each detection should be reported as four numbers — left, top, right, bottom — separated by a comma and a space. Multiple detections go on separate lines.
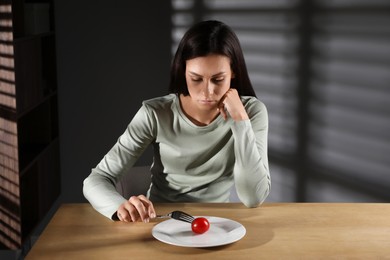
179, 95, 219, 126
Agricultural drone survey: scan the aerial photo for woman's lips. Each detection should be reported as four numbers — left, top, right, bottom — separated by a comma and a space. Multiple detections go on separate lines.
199, 99, 217, 104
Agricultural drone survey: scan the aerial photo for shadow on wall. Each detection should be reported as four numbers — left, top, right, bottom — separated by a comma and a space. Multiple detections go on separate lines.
171, 0, 390, 202
55, 0, 171, 203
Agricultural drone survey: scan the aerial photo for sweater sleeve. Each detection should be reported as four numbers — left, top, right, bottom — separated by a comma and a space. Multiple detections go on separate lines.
231, 100, 270, 207
83, 104, 156, 219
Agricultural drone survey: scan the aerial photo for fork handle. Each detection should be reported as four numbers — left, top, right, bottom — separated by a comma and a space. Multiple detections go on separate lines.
155, 215, 169, 219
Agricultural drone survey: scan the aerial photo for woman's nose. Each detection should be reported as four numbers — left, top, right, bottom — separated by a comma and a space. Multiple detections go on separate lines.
203, 81, 214, 95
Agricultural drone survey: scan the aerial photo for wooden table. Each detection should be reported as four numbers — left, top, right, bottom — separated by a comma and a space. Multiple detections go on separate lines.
26, 203, 390, 259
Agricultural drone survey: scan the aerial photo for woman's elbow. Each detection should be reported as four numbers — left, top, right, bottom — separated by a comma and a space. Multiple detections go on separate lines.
240, 186, 270, 208
242, 199, 261, 208
240, 196, 263, 208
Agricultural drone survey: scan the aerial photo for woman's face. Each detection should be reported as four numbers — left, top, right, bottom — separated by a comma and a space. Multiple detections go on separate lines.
185, 54, 234, 111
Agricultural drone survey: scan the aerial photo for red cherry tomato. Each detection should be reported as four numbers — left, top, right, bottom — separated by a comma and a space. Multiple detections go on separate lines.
191, 217, 210, 234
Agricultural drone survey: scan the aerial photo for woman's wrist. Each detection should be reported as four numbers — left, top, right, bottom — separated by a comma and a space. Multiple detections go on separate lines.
230, 110, 249, 121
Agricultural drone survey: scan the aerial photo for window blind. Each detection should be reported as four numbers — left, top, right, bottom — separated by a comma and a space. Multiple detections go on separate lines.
171, 0, 390, 202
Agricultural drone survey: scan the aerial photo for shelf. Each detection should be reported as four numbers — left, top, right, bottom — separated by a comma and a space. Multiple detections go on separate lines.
16, 91, 57, 119
13, 33, 57, 116
20, 139, 60, 240
0, 0, 60, 252
18, 96, 58, 172
12, 31, 55, 42
12, 0, 54, 39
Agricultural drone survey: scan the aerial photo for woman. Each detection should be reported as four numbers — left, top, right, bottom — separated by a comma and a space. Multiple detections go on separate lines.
83, 20, 270, 222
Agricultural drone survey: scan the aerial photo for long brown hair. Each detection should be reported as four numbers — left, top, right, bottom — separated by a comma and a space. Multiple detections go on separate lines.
169, 20, 256, 97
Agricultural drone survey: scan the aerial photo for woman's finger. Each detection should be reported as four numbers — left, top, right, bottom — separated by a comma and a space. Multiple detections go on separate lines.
138, 195, 156, 219
220, 88, 248, 121
117, 195, 156, 222
117, 202, 135, 222
129, 196, 149, 222
218, 99, 228, 120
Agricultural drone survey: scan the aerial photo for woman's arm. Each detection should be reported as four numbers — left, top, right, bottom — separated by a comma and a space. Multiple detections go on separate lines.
83, 104, 156, 219
231, 99, 271, 207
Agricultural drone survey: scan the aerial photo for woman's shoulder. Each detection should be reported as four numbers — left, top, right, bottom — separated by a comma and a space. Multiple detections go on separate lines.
241, 96, 268, 120
142, 94, 177, 110
241, 96, 266, 110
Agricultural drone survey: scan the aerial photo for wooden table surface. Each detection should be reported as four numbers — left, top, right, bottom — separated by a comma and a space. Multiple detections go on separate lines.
26, 203, 390, 259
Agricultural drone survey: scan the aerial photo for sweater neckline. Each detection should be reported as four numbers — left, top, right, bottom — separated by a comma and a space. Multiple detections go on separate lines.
173, 94, 224, 130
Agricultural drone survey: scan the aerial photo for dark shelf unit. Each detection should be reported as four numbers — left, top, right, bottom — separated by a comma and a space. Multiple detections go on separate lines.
0, 0, 60, 254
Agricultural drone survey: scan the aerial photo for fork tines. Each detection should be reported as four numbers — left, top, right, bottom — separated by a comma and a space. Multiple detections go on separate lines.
169, 211, 195, 223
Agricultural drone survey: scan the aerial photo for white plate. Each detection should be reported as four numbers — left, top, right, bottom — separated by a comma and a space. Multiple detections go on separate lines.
152, 216, 246, 247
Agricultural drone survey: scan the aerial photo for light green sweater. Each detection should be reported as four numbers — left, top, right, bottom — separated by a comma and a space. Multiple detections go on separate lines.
83, 94, 270, 219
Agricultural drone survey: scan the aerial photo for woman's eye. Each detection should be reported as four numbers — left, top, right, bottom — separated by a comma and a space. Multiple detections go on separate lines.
212, 78, 224, 83
191, 78, 202, 82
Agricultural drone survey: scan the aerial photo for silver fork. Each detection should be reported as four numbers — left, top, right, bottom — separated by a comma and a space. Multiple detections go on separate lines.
156, 210, 195, 223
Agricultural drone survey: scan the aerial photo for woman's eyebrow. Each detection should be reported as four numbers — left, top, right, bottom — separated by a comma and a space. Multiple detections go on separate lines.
188, 71, 227, 77
188, 71, 202, 77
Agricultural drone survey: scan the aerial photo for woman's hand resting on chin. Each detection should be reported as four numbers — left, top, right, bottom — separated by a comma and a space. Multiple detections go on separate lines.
218, 88, 249, 121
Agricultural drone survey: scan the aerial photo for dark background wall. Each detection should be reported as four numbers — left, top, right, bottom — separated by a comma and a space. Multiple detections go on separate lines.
54, 1, 171, 202
53, 0, 390, 204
